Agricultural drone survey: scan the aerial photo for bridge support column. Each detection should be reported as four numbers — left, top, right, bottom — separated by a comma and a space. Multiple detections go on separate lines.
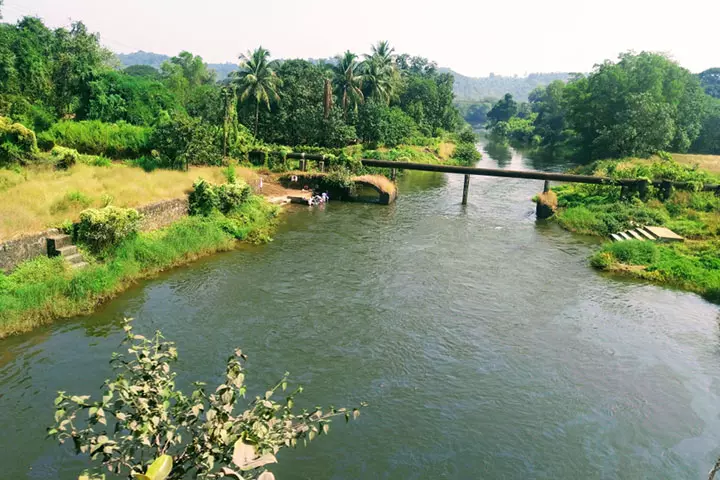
462, 175, 470, 205
536, 180, 557, 219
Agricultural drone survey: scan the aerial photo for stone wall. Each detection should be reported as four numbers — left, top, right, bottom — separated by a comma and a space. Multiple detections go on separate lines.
137, 198, 189, 232
0, 228, 59, 273
0, 197, 189, 273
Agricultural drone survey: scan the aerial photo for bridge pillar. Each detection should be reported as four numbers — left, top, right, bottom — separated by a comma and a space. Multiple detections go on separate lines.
462, 175, 470, 205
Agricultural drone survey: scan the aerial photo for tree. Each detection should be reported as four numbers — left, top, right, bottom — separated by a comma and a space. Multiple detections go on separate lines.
332, 51, 364, 120
361, 41, 398, 105
564, 52, 710, 159
49, 319, 363, 480
692, 98, 720, 154
124, 64, 160, 79
233, 47, 282, 138
699, 68, 720, 99
487, 93, 518, 125
529, 80, 569, 146
52, 21, 113, 115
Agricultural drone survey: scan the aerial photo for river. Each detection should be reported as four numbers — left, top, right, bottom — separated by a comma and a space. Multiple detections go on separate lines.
1, 140, 720, 479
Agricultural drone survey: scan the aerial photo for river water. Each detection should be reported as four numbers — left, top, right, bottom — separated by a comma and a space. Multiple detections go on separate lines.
1, 140, 720, 479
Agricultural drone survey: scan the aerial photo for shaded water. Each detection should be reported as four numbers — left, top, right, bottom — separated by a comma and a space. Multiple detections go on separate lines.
1, 140, 720, 479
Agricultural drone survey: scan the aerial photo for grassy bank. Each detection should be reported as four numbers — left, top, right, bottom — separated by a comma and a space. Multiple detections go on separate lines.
0, 196, 278, 338
0, 162, 263, 241
550, 155, 720, 302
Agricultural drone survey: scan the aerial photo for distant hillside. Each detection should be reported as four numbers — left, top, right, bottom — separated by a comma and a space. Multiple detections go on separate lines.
444, 69, 574, 101
117, 51, 572, 97
117, 51, 237, 80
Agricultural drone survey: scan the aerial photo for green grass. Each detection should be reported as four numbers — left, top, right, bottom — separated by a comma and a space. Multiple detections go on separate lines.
552, 158, 720, 302
590, 240, 720, 303
0, 196, 278, 338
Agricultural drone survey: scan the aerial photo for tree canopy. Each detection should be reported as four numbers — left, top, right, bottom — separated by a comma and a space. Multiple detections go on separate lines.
486, 52, 720, 158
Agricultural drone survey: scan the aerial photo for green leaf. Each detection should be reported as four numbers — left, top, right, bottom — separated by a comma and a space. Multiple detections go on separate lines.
322, 423, 329, 435
145, 455, 173, 480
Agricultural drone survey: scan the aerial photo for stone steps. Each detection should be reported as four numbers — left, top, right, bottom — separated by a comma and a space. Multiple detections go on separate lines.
609, 226, 684, 243
46, 234, 87, 269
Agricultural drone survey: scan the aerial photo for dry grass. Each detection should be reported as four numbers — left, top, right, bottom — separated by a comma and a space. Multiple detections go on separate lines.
0, 164, 260, 241
353, 174, 397, 195
437, 142, 456, 160
667, 153, 720, 175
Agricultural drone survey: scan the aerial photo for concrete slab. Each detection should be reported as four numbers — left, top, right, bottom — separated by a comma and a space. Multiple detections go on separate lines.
644, 226, 684, 242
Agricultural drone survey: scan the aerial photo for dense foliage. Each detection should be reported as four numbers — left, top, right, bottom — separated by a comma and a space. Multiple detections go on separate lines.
76, 206, 142, 255
0, 15, 468, 169
486, 52, 720, 159
0, 115, 37, 165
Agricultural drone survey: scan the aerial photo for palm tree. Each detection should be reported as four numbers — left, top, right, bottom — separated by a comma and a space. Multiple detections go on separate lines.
233, 46, 283, 138
332, 51, 364, 120
361, 41, 399, 105
369, 40, 395, 68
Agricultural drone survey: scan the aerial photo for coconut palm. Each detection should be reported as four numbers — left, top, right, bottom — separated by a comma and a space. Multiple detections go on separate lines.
332, 51, 364, 120
233, 46, 283, 138
362, 41, 399, 105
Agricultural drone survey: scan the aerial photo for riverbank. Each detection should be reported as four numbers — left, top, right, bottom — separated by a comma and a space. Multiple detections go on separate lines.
549, 155, 720, 302
0, 195, 279, 338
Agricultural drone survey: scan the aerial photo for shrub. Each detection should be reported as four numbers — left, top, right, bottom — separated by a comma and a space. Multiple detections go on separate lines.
189, 179, 251, 216
188, 179, 219, 216
50, 190, 93, 214
49, 319, 362, 480
76, 206, 142, 255
452, 142, 481, 165
80, 154, 112, 167
217, 181, 251, 213
0, 116, 38, 166
50, 146, 79, 169
457, 126, 478, 144
37, 121, 152, 159
603, 240, 658, 265
151, 114, 222, 169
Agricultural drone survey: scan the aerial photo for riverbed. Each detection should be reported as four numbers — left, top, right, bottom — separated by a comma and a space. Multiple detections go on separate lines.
1, 140, 719, 479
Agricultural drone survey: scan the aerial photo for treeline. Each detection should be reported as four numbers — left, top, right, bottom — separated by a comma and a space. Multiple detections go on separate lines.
485, 52, 720, 159
0, 16, 473, 170
450, 70, 573, 102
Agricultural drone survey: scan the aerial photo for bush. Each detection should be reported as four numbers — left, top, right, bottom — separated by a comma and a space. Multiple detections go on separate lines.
189, 179, 251, 216
603, 240, 658, 265
217, 181, 251, 213
83, 154, 112, 167
38, 120, 152, 159
76, 206, 142, 255
50, 190, 93, 214
49, 319, 362, 480
50, 146, 79, 169
0, 116, 38, 166
452, 142, 481, 165
151, 114, 222, 169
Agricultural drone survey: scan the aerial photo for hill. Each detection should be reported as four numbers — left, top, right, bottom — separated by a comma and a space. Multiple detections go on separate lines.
444, 69, 574, 101
117, 51, 237, 79
117, 51, 573, 98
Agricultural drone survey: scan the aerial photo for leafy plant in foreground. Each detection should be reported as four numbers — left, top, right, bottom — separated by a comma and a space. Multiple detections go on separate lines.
49, 319, 363, 479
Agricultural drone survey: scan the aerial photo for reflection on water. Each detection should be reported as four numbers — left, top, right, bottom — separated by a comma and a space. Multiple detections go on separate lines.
0, 140, 719, 479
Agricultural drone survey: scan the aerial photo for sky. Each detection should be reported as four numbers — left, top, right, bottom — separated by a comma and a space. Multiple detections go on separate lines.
2, 0, 718, 77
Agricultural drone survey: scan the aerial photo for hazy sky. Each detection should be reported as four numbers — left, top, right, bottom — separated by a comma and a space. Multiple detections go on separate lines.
3, 0, 717, 77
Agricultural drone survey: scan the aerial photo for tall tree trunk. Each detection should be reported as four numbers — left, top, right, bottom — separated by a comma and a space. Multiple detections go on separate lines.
343, 89, 348, 121
254, 101, 259, 138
